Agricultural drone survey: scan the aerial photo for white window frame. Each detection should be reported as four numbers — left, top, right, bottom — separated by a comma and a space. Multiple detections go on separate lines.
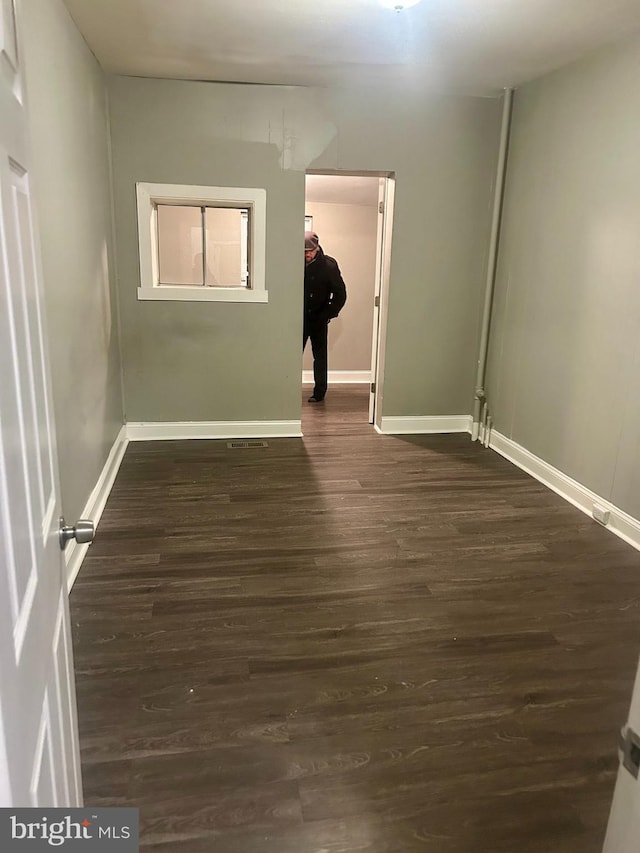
136, 182, 267, 303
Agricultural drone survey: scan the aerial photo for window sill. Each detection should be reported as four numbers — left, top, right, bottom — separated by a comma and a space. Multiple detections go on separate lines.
137, 287, 268, 303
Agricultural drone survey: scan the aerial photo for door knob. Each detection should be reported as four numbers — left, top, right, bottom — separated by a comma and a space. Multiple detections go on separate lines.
59, 517, 95, 550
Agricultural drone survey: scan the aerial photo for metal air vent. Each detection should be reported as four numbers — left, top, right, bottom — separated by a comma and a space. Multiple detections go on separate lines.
226, 440, 269, 449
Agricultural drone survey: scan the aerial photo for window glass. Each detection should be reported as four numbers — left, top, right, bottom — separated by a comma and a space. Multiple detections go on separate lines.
157, 205, 203, 285
205, 207, 249, 287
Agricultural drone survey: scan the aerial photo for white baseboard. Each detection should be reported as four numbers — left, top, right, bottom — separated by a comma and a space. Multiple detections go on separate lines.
302, 370, 371, 384
379, 415, 473, 435
126, 420, 303, 441
65, 425, 129, 590
490, 430, 640, 553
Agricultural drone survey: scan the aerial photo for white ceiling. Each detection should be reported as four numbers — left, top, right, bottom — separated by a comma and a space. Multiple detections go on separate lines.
62, 0, 640, 96
306, 175, 380, 207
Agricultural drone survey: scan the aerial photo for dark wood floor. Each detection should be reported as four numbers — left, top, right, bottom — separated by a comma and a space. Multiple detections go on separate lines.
70, 385, 640, 852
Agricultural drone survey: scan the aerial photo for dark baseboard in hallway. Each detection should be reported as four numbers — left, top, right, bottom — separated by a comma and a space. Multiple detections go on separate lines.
70, 384, 640, 852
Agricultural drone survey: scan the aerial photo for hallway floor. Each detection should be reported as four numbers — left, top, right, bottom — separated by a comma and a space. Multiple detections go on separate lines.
70, 385, 640, 852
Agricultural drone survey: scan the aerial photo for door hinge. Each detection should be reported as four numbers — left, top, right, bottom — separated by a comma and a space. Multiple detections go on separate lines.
374, 295, 380, 308
378, 201, 384, 214
370, 382, 376, 394
619, 725, 640, 779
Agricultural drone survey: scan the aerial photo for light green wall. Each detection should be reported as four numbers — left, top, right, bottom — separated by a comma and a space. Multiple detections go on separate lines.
486, 35, 640, 519
326, 87, 502, 417
108, 76, 502, 422
21, 0, 123, 521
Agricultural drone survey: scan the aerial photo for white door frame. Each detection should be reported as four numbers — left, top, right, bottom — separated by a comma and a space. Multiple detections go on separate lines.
304, 169, 395, 426
368, 178, 386, 423
369, 175, 394, 427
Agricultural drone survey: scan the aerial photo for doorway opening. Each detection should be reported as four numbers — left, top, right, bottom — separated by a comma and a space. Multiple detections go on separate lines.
303, 170, 395, 427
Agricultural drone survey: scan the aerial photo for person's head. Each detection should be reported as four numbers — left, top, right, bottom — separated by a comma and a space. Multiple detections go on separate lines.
304, 231, 319, 264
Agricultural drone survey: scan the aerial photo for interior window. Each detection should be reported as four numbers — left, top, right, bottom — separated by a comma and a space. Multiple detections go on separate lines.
136, 183, 266, 303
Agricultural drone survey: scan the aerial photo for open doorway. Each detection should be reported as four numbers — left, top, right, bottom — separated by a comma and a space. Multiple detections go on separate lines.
303, 171, 394, 427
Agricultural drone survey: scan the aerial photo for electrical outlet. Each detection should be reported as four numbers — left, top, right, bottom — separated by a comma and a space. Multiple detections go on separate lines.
592, 504, 610, 525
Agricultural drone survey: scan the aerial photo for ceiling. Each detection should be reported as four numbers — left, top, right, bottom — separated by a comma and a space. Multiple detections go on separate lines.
62, 0, 640, 96
306, 175, 380, 207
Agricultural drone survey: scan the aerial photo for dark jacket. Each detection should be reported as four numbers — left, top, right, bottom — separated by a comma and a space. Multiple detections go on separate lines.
304, 248, 347, 326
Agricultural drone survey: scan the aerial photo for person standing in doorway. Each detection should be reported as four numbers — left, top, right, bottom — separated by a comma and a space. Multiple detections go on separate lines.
303, 231, 347, 403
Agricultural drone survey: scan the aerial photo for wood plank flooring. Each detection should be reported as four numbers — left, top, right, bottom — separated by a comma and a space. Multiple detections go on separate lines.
70, 385, 640, 852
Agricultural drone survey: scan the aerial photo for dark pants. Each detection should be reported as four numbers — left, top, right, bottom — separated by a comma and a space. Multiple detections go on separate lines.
303, 320, 328, 399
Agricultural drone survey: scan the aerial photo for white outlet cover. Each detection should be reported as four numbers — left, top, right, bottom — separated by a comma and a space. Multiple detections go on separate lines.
593, 504, 610, 525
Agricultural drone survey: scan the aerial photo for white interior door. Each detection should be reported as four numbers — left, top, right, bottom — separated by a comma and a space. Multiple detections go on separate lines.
368, 176, 394, 425
603, 658, 640, 851
0, 0, 82, 806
